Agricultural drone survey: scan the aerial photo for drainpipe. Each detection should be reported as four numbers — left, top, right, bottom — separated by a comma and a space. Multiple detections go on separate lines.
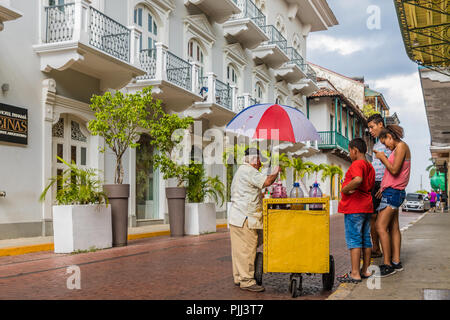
306, 99, 309, 119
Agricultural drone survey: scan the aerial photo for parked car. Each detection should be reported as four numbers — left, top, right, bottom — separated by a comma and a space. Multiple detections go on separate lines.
402, 193, 430, 212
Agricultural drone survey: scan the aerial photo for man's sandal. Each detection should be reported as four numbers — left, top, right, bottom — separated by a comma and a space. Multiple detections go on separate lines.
337, 272, 362, 283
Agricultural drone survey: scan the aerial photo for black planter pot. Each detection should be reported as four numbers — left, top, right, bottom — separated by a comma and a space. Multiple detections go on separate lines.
103, 184, 130, 247
166, 187, 186, 237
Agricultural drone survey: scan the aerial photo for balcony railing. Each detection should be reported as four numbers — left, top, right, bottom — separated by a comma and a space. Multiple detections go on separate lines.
215, 79, 232, 110
231, 0, 266, 29
261, 25, 287, 53
318, 131, 349, 152
89, 7, 130, 62
285, 47, 305, 70
45, 3, 75, 43
137, 48, 192, 92
166, 51, 192, 91
304, 64, 317, 82
45, 3, 131, 62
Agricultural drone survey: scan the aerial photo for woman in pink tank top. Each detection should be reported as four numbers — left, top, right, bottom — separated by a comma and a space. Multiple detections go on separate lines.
373, 125, 411, 277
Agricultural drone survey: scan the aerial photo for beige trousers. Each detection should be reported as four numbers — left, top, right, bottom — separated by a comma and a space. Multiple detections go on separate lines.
230, 219, 263, 288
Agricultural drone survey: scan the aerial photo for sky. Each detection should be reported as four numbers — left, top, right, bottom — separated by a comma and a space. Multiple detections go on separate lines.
307, 0, 432, 193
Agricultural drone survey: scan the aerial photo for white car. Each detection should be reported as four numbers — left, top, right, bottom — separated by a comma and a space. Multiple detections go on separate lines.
402, 193, 430, 212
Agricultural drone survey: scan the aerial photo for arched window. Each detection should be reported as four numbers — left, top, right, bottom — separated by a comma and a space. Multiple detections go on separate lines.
293, 34, 301, 52
255, 82, 264, 103
227, 64, 238, 86
275, 95, 284, 105
188, 39, 205, 78
134, 5, 159, 51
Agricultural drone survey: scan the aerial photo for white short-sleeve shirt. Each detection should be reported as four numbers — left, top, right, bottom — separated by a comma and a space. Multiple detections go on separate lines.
229, 163, 267, 229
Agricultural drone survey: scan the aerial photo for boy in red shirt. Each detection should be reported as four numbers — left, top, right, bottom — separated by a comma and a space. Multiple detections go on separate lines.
337, 138, 375, 283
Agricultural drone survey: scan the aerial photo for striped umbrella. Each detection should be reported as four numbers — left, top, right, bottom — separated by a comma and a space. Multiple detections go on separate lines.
226, 103, 321, 144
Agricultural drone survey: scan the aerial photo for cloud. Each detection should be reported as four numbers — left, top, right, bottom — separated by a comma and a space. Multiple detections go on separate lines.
308, 35, 381, 56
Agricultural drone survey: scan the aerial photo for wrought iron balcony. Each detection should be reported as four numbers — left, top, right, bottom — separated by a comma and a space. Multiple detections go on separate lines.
45, 3, 130, 62
261, 25, 287, 54
252, 25, 290, 69
34, 1, 144, 90
184, 0, 241, 23
285, 47, 305, 70
274, 47, 307, 83
230, 0, 266, 29
304, 63, 317, 82
137, 47, 192, 92
317, 131, 349, 152
236, 94, 261, 112
223, 0, 268, 49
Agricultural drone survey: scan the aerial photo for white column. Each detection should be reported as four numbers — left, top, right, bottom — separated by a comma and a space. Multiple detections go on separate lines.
73, 0, 91, 44
129, 26, 142, 67
128, 147, 136, 227
230, 84, 238, 112
243, 93, 251, 109
41, 79, 57, 235
191, 61, 200, 95
155, 42, 168, 81
207, 72, 216, 104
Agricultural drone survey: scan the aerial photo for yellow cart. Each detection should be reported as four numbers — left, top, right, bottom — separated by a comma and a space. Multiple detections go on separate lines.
255, 197, 335, 298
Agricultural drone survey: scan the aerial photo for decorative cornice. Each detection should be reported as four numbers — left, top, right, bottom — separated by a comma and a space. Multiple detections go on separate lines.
184, 14, 216, 46
224, 43, 247, 68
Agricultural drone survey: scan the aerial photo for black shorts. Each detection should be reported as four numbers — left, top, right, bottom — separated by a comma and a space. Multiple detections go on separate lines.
430, 202, 436, 208
372, 181, 382, 214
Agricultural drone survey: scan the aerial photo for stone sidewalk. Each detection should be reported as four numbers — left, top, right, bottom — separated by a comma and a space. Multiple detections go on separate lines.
328, 211, 450, 300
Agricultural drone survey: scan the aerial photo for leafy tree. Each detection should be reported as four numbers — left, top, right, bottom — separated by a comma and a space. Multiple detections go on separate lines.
426, 159, 437, 178
88, 87, 160, 184
290, 158, 315, 183
416, 190, 428, 195
308, 163, 326, 182
362, 104, 380, 118
321, 164, 344, 200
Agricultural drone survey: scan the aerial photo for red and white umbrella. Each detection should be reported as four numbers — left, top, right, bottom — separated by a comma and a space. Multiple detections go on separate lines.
226, 103, 321, 144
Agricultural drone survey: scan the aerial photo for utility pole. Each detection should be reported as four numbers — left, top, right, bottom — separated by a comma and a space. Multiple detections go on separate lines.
420, 174, 423, 190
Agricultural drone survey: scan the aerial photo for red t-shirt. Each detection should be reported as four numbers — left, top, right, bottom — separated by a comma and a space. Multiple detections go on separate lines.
338, 160, 375, 214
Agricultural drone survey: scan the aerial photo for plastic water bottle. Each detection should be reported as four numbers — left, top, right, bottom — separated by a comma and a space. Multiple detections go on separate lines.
290, 182, 305, 210
309, 182, 323, 210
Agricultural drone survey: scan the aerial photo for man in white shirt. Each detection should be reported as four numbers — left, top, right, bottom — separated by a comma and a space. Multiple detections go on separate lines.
229, 148, 281, 292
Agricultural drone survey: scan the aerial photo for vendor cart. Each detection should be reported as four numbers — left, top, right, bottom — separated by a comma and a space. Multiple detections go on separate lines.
255, 197, 334, 298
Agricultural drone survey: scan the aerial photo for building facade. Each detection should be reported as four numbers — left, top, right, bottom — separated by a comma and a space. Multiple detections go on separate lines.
0, 0, 338, 239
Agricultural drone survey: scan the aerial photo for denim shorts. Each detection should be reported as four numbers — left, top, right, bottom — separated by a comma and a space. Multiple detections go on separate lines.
344, 213, 372, 250
377, 187, 406, 211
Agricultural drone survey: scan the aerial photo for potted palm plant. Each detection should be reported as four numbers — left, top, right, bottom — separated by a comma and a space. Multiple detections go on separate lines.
185, 162, 225, 235
321, 164, 344, 215
88, 87, 160, 247
291, 157, 315, 194
40, 157, 111, 253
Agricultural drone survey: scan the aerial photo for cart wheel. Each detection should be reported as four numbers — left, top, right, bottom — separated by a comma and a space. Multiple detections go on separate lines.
289, 275, 302, 298
322, 255, 335, 291
254, 252, 263, 286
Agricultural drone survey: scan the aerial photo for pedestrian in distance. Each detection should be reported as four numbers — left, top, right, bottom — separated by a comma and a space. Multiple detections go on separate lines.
429, 189, 437, 213
436, 190, 441, 212
228, 148, 281, 292
367, 114, 392, 258
373, 125, 411, 277
337, 138, 375, 283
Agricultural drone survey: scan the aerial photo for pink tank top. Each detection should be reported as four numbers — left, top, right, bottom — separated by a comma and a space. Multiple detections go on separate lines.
381, 148, 411, 192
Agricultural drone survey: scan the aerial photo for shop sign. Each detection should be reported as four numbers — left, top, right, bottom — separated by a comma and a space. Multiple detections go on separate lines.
0, 103, 28, 145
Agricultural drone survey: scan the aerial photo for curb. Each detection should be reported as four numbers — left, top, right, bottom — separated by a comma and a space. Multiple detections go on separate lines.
0, 224, 229, 257
326, 211, 429, 300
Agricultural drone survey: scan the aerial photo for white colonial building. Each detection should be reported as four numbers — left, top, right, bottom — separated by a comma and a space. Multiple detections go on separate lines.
0, 0, 338, 239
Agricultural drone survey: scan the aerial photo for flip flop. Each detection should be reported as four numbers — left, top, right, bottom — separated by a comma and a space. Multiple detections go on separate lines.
360, 269, 374, 279
337, 272, 362, 283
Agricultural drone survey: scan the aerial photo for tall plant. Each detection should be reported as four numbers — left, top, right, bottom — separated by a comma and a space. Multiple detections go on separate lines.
291, 158, 315, 182
261, 150, 291, 180
187, 162, 225, 206
321, 164, 344, 200
88, 87, 159, 184
308, 163, 326, 182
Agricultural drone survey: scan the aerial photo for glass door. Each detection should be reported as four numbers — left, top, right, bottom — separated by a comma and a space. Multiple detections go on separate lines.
136, 134, 159, 220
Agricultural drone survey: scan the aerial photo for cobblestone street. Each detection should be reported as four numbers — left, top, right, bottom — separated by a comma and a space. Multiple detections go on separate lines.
0, 211, 424, 300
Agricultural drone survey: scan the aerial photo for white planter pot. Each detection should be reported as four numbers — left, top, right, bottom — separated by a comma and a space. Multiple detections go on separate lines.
53, 204, 112, 253
330, 200, 339, 215
185, 203, 216, 235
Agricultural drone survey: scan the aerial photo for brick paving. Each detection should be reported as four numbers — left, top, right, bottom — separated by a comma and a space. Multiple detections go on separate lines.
0, 211, 424, 300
